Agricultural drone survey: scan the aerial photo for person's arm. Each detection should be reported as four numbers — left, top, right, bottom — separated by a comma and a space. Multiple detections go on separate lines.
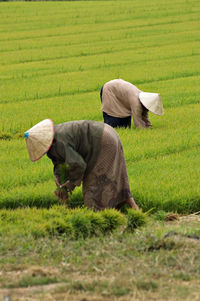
50, 137, 87, 190
131, 101, 147, 128
62, 141, 87, 186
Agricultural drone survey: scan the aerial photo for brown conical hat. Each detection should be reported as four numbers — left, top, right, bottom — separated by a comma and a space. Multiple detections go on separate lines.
139, 92, 164, 116
24, 119, 54, 162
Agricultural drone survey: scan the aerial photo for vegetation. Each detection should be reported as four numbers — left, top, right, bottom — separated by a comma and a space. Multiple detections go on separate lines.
0, 214, 199, 300
0, 0, 199, 299
0, 0, 199, 213
0, 206, 147, 239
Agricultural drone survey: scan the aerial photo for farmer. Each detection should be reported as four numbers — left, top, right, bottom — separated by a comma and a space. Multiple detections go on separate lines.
100, 79, 164, 128
24, 119, 139, 211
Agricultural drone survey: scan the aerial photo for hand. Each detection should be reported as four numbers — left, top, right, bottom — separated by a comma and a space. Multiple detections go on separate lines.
60, 180, 76, 194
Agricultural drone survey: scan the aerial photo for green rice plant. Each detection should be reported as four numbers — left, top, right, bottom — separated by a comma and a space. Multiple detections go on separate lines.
83, 210, 107, 236
152, 210, 169, 221
0, 181, 58, 210
100, 209, 127, 233
128, 148, 200, 213
67, 209, 92, 239
0, 105, 199, 212
55, 163, 70, 197
0, 4, 200, 297
0, 0, 199, 107
67, 190, 84, 209
0, 132, 12, 140
56, 164, 70, 185
1, 54, 199, 105
0, 206, 146, 240
126, 209, 147, 231
0, 0, 199, 215
43, 218, 73, 237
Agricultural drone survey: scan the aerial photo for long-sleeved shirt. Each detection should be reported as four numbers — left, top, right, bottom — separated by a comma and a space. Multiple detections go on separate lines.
47, 120, 104, 184
101, 79, 151, 128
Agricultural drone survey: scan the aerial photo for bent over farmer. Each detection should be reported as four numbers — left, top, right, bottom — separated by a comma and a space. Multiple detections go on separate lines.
24, 119, 139, 211
100, 79, 164, 128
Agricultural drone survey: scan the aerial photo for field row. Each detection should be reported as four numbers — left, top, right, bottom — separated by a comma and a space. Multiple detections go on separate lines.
0, 0, 199, 215
129, 147, 200, 213
1, 38, 199, 77
1, 0, 199, 33
0, 75, 199, 135
1, 16, 199, 52
0, 104, 199, 212
0, 206, 146, 240
0, 146, 199, 213
1, 26, 199, 66
0, 56, 199, 105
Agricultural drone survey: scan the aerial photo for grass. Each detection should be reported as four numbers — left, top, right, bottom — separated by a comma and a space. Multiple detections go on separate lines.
0, 215, 199, 300
0, 1, 200, 299
0, 206, 146, 239
0, 104, 199, 211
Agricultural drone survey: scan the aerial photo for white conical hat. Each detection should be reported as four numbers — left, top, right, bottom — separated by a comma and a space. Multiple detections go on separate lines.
139, 92, 164, 116
24, 119, 54, 162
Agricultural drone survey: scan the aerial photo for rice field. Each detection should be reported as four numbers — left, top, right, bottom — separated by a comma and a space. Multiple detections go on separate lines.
0, 0, 200, 214
1, 1, 200, 299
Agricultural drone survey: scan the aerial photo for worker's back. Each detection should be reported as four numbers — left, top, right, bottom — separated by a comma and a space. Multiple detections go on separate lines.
101, 79, 141, 118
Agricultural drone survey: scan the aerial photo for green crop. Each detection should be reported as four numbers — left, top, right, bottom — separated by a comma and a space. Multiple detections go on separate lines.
0, 0, 199, 219
0, 206, 146, 239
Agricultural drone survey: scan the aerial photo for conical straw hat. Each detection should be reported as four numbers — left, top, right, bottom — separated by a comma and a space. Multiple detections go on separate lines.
139, 92, 164, 116
24, 119, 54, 162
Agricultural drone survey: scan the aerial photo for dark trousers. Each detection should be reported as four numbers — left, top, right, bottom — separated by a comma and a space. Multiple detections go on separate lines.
103, 112, 131, 128
100, 85, 131, 128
